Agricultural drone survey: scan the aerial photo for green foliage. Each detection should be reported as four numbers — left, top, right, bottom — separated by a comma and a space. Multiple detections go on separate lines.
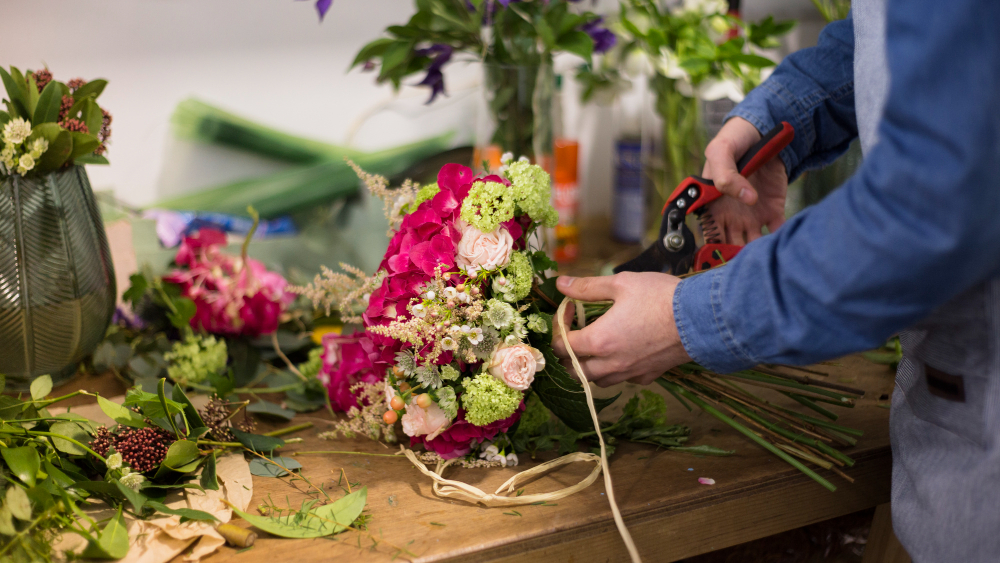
231, 488, 367, 538
231, 428, 285, 453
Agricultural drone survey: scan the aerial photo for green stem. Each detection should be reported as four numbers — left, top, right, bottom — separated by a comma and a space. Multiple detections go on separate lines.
264, 422, 313, 438
657, 379, 837, 492
185, 382, 303, 394
0, 429, 106, 463
197, 440, 242, 448
292, 450, 403, 458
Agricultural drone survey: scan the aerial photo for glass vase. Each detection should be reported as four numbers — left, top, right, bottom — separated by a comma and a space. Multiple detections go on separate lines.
0, 165, 117, 391
475, 60, 555, 174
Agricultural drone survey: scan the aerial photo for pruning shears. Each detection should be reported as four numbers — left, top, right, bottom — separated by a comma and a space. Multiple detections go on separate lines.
614, 121, 795, 276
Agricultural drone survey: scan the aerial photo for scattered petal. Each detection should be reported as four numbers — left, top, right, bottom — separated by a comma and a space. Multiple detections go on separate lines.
698, 477, 715, 486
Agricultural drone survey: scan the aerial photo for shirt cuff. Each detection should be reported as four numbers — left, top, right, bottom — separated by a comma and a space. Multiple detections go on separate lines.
673, 268, 758, 374
726, 79, 810, 180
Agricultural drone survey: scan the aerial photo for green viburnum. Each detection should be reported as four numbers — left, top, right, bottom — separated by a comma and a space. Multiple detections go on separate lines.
408, 183, 440, 212
440, 364, 460, 381
460, 181, 517, 232
298, 347, 323, 379
435, 386, 458, 419
461, 372, 523, 426
164, 333, 228, 384
526, 313, 548, 334
503, 251, 534, 301
505, 161, 558, 227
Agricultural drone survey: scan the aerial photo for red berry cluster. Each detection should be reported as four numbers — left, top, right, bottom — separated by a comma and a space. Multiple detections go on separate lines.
66, 78, 86, 92
31, 69, 52, 92
89, 424, 175, 474
60, 118, 89, 134
96, 109, 113, 156
58, 95, 75, 123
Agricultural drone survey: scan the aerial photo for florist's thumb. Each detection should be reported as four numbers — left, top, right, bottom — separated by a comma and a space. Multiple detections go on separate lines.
704, 139, 757, 206
557, 275, 617, 302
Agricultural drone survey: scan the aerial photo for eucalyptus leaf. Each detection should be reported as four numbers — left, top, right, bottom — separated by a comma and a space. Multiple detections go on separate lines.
200, 451, 218, 491
48, 421, 90, 455
229, 487, 367, 538
247, 400, 296, 422
5, 485, 32, 521
248, 456, 302, 478
81, 506, 129, 560
231, 428, 284, 453
0, 505, 15, 536
29, 374, 52, 400
2, 446, 40, 486
162, 440, 200, 470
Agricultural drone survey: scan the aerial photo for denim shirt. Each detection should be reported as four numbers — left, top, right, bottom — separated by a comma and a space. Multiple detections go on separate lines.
673, 0, 1000, 373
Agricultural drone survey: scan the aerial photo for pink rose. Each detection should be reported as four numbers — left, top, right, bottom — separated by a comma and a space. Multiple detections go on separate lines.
455, 224, 514, 271
412, 404, 525, 459
488, 344, 545, 390
401, 402, 450, 438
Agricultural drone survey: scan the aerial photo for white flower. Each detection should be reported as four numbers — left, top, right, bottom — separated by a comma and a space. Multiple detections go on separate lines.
362, 292, 371, 303
16, 153, 34, 174
504, 334, 519, 346
696, 77, 745, 103
3, 118, 31, 145
411, 303, 426, 318
505, 453, 519, 467
423, 291, 436, 300
517, 156, 529, 163
459, 324, 471, 334
28, 137, 47, 158
657, 47, 690, 81
441, 336, 457, 351
678, 0, 728, 16
467, 327, 484, 345
457, 291, 471, 304
443, 287, 457, 299
465, 266, 481, 277
106, 453, 123, 470
624, 48, 654, 78
500, 152, 514, 164
120, 472, 145, 492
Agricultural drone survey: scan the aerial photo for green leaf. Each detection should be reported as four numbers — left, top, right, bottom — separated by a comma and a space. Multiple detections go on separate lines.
248, 456, 302, 478
81, 506, 130, 559
29, 123, 73, 173
128, 353, 167, 380
29, 374, 52, 400
74, 153, 109, 165
247, 400, 296, 422
231, 428, 285, 453
81, 98, 103, 141
0, 505, 16, 536
2, 446, 40, 486
123, 386, 184, 421
378, 41, 414, 81
200, 451, 218, 491
42, 460, 78, 490
69, 131, 100, 160
146, 500, 219, 523
166, 297, 197, 330
0, 373, 5, 394
230, 487, 367, 538
114, 480, 147, 514
24, 73, 39, 116
5, 485, 32, 521
730, 53, 777, 69
351, 37, 394, 69
556, 30, 593, 60
535, 17, 556, 50
73, 79, 107, 101
208, 369, 236, 398
48, 421, 90, 455
172, 384, 207, 430
0, 67, 28, 118
32, 80, 62, 124
527, 337, 619, 432
228, 338, 262, 387
162, 440, 200, 471
97, 395, 147, 428
122, 273, 149, 308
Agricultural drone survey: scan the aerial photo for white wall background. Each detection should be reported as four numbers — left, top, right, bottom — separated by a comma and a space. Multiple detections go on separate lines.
0, 0, 825, 214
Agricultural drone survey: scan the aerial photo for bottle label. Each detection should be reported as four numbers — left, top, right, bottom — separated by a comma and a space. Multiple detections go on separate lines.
613, 140, 645, 243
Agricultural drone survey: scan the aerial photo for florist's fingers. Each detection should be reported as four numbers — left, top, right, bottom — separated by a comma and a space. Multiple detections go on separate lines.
627, 372, 665, 386
557, 275, 618, 303
704, 138, 757, 206
725, 224, 747, 246
576, 356, 639, 386
766, 215, 786, 234
746, 226, 763, 243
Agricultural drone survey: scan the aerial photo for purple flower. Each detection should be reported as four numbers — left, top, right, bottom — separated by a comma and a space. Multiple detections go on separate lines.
298, 0, 333, 21
414, 44, 453, 104
581, 17, 616, 54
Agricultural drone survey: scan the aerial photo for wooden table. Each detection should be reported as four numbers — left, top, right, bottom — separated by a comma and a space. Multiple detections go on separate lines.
53, 355, 895, 563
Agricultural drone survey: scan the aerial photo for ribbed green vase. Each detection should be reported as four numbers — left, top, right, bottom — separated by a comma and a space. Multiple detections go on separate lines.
0, 165, 116, 391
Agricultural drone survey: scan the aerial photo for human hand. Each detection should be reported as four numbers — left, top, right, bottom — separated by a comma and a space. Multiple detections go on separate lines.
702, 117, 789, 245
550, 273, 691, 388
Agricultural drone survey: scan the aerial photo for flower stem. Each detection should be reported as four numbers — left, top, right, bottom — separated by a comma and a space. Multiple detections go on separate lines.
263, 422, 313, 438
0, 428, 106, 463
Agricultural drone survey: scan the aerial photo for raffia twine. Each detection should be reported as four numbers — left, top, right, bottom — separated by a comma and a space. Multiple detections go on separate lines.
401, 297, 641, 563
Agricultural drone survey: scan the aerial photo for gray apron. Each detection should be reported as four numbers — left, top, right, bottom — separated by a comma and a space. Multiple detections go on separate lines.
853, 1, 1000, 560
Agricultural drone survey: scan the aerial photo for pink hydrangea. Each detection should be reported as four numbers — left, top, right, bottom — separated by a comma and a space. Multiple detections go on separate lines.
163, 228, 294, 338
318, 332, 382, 412
411, 403, 525, 459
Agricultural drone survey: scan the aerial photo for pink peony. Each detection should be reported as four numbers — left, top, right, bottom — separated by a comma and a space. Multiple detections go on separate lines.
319, 332, 382, 412
455, 224, 514, 271
164, 228, 294, 338
411, 403, 525, 459
401, 402, 451, 438
488, 344, 545, 391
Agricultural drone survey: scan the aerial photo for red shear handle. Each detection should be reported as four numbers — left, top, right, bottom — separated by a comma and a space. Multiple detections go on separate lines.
694, 244, 742, 272
735, 121, 794, 178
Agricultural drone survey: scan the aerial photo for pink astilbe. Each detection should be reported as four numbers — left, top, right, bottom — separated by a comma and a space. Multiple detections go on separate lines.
163, 229, 294, 338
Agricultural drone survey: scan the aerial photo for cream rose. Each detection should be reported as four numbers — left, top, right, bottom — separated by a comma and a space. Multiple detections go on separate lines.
488, 344, 546, 391
456, 224, 514, 271
401, 402, 450, 438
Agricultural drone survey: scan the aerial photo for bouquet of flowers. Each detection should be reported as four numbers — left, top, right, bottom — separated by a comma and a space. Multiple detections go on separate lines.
1, 66, 112, 176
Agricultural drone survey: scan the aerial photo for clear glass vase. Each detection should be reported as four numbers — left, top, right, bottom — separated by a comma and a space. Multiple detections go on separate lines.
475, 60, 555, 174
0, 165, 117, 391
